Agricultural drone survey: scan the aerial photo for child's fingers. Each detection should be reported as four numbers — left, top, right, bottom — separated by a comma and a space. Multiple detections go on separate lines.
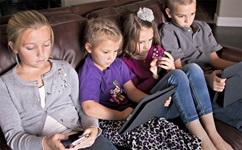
150, 58, 158, 66
164, 96, 171, 107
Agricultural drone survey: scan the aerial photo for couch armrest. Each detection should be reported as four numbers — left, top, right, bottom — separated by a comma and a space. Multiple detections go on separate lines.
217, 45, 242, 62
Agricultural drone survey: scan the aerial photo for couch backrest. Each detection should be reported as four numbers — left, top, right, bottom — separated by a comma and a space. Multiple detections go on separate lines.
71, 0, 140, 16
0, 23, 14, 75
47, 14, 88, 70
0, 0, 140, 26
85, 0, 168, 28
0, 0, 169, 75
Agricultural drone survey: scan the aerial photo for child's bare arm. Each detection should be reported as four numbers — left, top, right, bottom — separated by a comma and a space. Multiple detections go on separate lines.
174, 59, 183, 69
205, 52, 235, 92
123, 80, 148, 103
175, 56, 227, 92
210, 52, 236, 70
82, 100, 132, 120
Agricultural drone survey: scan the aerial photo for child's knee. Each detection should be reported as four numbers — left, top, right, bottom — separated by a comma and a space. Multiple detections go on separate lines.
171, 69, 188, 81
184, 63, 203, 74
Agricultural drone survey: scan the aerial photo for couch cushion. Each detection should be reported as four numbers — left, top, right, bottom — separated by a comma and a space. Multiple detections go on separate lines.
0, 15, 11, 26
71, 0, 140, 16
215, 120, 242, 150
71, 0, 115, 16
0, 24, 16, 75
46, 14, 88, 70
39, 6, 73, 18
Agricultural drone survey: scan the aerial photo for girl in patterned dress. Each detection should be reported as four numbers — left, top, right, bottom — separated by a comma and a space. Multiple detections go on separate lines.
78, 18, 201, 149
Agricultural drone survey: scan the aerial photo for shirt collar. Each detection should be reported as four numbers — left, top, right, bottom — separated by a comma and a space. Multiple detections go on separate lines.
86, 55, 111, 72
171, 20, 201, 33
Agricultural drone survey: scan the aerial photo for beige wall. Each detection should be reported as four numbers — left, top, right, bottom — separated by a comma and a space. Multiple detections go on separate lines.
215, 0, 242, 26
61, 0, 110, 7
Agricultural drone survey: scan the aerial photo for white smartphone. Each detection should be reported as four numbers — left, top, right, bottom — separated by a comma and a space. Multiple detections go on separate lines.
70, 133, 89, 147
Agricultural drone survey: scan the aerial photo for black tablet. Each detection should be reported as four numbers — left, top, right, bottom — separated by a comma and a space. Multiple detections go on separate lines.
213, 61, 242, 107
118, 85, 177, 134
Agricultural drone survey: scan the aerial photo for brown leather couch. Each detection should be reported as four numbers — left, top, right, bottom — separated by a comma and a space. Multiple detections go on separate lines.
0, 0, 242, 149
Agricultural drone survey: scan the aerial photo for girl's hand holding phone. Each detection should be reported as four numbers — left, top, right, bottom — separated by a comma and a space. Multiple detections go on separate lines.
157, 51, 175, 71
43, 133, 69, 150
62, 127, 99, 150
61, 132, 89, 149
75, 127, 98, 149
150, 58, 159, 79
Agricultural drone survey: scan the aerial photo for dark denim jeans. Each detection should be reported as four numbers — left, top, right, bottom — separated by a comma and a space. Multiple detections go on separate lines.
83, 134, 117, 150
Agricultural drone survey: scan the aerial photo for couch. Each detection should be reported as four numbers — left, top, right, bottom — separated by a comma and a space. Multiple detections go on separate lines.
0, 0, 242, 149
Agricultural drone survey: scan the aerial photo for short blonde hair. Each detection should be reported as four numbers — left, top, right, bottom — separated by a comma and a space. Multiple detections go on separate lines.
167, 0, 196, 11
7, 10, 54, 52
84, 18, 123, 55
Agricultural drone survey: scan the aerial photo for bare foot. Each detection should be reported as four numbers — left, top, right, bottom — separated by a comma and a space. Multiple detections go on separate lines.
209, 132, 233, 150
201, 137, 217, 150
213, 138, 233, 150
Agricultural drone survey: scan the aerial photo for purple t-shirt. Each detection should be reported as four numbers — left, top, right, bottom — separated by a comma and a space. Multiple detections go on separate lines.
79, 55, 136, 111
121, 45, 165, 93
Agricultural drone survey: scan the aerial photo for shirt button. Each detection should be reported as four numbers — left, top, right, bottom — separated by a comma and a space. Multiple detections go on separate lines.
60, 119, 63, 122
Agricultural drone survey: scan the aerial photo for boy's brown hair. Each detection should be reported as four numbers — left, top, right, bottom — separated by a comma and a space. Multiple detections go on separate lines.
167, 0, 196, 11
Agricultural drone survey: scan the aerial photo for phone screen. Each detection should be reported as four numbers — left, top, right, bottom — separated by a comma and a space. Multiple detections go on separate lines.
70, 133, 89, 147
61, 131, 89, 148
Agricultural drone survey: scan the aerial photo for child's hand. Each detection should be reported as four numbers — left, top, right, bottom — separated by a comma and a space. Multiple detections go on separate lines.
157, 51, 175, 71
208, 70, 226, 92
150, 58, 159, 79
69, 127, 98, 150
43, 133, 68, 150
110, 94, 125, 104
164, 96, 171, 107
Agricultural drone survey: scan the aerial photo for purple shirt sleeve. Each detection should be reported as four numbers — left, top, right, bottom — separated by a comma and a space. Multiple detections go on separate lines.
79, 56, 101, 103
